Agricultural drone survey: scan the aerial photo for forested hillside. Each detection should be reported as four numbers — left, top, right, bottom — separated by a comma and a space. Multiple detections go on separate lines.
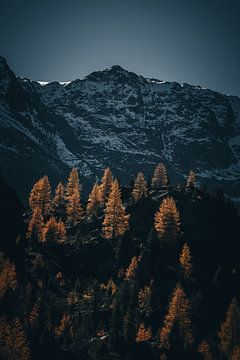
0, 165, 240, 360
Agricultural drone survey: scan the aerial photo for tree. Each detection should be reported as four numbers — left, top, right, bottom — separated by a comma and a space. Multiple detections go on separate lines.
99, 167, 113, 206
53, 182, 65, 213
136, 323, 152, 342
125, 256, 140, 280
102, 179, 129, 239
65, 168, 84, 226
179, 243, 192, 280
151, 163, 168, 190
154, 197, 180, 246
186, 170, 196, 191
231, 346, 240, 360
198, 340, 214, 360
0, 317, 30, 360
131, 172, 148, 203
27, 207, 44, 243
160, 283, 194, 351
29, 176, 52, 217
86, 183, 101, 221
0, 253, 17, 299
43, 217, 66, 243
218, 298, 240, 357
138, 285, 152, 314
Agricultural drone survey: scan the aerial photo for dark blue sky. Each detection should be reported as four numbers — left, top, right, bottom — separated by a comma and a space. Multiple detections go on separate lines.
1, 0, 240, 96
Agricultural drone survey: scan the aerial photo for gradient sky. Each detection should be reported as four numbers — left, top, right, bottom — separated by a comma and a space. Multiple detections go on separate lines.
1, 0, 240, 96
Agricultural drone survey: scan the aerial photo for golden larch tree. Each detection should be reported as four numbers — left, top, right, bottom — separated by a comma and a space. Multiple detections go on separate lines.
53, 182, 65, 210
102, 179, 129, 239
154, 197, 180, 245
43, 217, 66, 243
136, 323, 152, 343
179, 243, 192, 280
86, 183, 101, 220
151, 163, 168, 190
218, 297, 240, 357
29, 176, 52, 217
27, 207, 44, 243
132, 172, 148, 203
65, 168, 84, 226
186, 170, 196, 190
160, 283, 194, 350
125, 256, 140, 280
99, 167, 113, 206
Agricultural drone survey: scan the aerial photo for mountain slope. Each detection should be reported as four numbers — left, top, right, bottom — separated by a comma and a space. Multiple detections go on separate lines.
0, 57, 239, 203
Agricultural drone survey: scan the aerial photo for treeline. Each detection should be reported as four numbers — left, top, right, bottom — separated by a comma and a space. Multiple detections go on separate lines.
0, 164, 240, 360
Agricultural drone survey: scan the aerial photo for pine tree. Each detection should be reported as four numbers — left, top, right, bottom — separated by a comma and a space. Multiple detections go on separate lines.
86, 183, 101, 221
99, 167, 113, 206
43, 217, 66, 243
186, 170, 196, 191
27, 207, 44, 243
151, 163, 168, 190
125, 256, 140, 280
218, 298, 240, 357
132, 172, 148, 203
102, 179, 129, 239
154, 197, 180, 246
29, 176, 52, 217
136, 323, 152, 342
179, 243, 192, 280
65, 168, 84, 226
53, 182, 65, 213
160, 283, 194, 351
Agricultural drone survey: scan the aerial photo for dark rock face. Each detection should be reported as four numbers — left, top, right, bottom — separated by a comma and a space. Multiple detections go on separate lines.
0, 58, 239, 203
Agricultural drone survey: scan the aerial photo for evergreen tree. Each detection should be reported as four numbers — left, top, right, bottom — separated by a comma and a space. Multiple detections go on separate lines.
27, 207, 44, 243
179, 243, 193, 280
131, 172, 148, 203
218, 298, 240, 357
43, 217, 66, 243
136, 323, 152, 342
86, 183, 101, 221
65, 168, 84, 226
29, 176, 52, 217
186, 170, 196, 191
154, 197, 180, 246
99, 167, 113, 206
102, 179, 129, 239
151, 163, 168, 190
160, 283, 194, 351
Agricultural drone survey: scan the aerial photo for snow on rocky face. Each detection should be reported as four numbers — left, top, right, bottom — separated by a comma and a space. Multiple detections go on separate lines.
0, 57, 239, 203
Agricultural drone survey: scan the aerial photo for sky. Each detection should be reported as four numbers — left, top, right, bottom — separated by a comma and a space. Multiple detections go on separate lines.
1, 0, 240, 96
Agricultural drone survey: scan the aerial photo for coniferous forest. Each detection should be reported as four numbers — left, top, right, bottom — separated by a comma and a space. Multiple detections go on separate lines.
0, 165, 240, 360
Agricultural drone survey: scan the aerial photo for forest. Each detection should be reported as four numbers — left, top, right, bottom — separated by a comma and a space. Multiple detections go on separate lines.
0, 164, 240, 360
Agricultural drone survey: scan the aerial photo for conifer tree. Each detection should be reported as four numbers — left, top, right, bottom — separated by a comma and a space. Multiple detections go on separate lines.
29, 176, 52, 216
198, 340, 214, 360
138, 285, 152, 314
179, 243, 192, 280
99, 167, 113, 206
136, 323, 152, 342
102, 179, 129, 239
154, 197, 180, 246
65, 168, 84, 226
151, 163, 168, 190
186, 170, 196, 191
0, 253, 17, 299
160, 283, 194, 351
218, 298, 240, 357
125, 256, 140, 280
132, 172, 148, 203
53, 182, 65, 213
86, 183, 101, 221
43, 217, 66, 243
27, 207, 44, 243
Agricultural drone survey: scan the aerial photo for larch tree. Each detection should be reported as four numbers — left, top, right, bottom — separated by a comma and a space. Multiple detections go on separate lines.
43, 217, 66, 243
53, 182, 65, 213
179, 243, 193, 280
65, 168, 84, 226
131, 172, 148, 203
125, 256, 140, 280
102, 179, 129, 239
151, 163, 168, 190
218, 297, 240, 357
27, 207, 44, 243
154, 197, 180, 246
160, 283, 194, 351
86, 183, 101, 221
136, 323, 152, 343
99, 167, 113, 206
186, 170, 196, 191
29, 176, 52, 217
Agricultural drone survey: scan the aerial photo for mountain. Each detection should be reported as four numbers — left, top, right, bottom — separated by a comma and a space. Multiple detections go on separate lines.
0, 57, 239, 203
